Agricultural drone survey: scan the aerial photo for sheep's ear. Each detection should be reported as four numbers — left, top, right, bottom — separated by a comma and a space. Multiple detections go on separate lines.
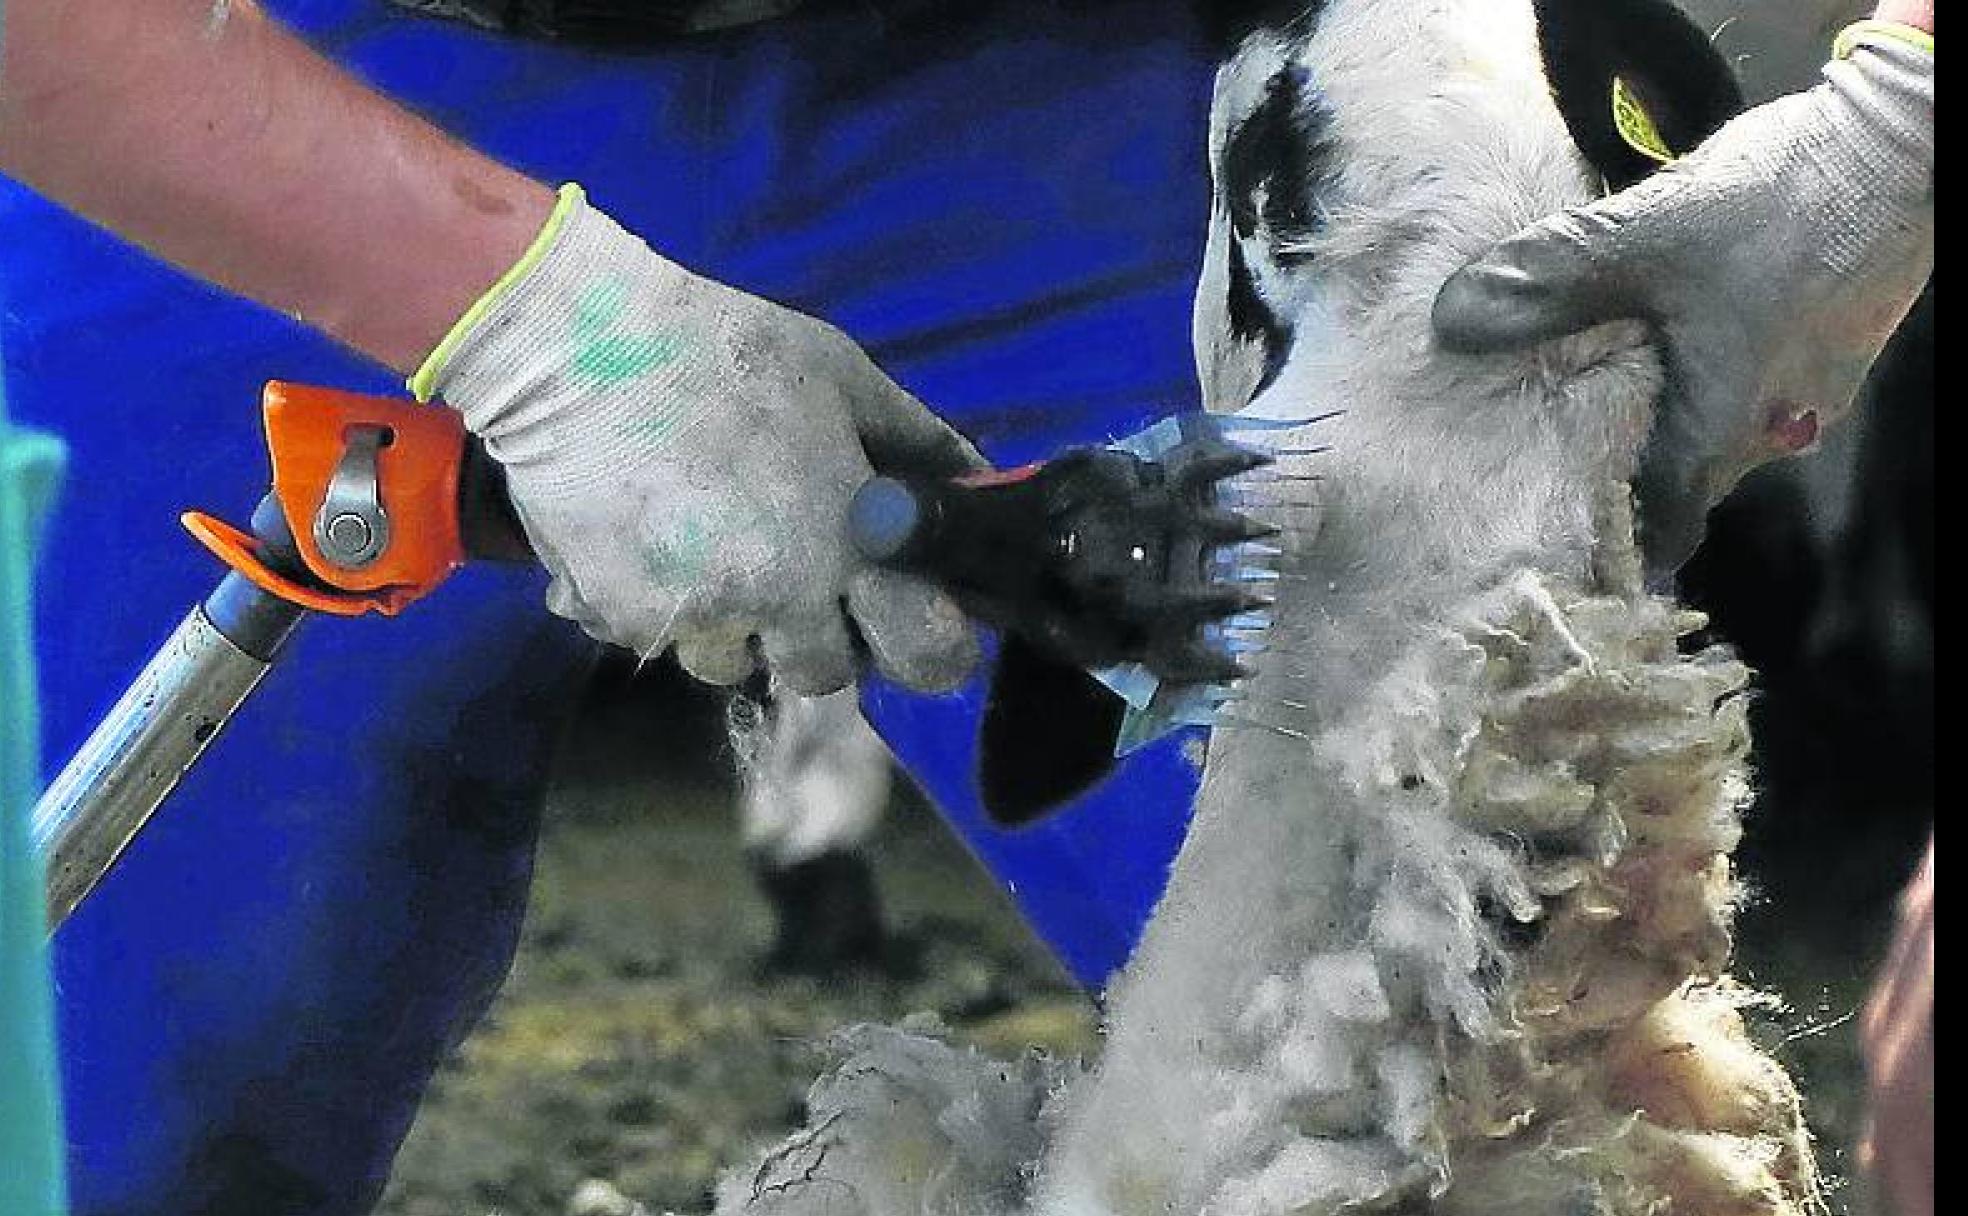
977, 638, 1125, 826
1197, 32, 1331, 411
1196, 0, 1328, 53
1533, 0, 1746, 191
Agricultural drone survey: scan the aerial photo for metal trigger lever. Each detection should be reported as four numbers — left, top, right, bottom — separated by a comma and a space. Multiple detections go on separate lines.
313, 424, 393, 571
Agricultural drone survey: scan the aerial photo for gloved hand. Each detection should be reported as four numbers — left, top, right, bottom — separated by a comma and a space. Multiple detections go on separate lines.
1433, 24, 1934, 575
413, 185, 983, 694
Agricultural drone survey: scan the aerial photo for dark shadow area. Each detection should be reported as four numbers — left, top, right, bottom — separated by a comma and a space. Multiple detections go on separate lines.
378, 650, 1091, 1216
1679, 288, 1933, 1203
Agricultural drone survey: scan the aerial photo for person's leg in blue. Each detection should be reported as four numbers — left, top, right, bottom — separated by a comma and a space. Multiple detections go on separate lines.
4, 163, 602, 1208
3, 1, 1227, 1209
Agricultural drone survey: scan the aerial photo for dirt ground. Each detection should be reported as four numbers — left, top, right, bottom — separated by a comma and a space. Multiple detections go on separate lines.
374, 662, 1905, 1216
373, 668, 1096, 1216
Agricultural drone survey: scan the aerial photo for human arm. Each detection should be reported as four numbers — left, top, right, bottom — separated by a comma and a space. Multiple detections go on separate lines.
1431, 4, 1933, 576
0, 0, 551, 373
1877, 1, 1935, 32
1859, 839, 1934, 1216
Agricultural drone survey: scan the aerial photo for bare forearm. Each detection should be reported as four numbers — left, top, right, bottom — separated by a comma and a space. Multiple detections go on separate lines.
0, 0, 553, 373
1876, 0, 1935, 32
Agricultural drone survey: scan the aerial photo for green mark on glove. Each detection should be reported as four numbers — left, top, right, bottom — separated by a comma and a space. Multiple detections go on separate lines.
642, 502, 771, 584
647, 516, 712, 581
572, 280, 683, 386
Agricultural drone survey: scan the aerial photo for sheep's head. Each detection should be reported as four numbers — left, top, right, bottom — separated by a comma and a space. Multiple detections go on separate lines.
1196, 0, 1744, 583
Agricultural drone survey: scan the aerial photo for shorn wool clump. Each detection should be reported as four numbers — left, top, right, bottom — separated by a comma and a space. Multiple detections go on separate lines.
717, 2, 1823, 1212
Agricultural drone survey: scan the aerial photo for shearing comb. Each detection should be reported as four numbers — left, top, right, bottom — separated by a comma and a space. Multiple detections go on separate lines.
848, 410, 1327, 824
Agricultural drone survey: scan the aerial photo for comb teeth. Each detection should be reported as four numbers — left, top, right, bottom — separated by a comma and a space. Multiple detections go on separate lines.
1152, 586, 1275, 623
1212, 710, 1314, 742
1098, 409, 1341, 753
1154, 640, 1250, 686
1197, 508, 1283, 544
1149, 432, 1289, 689
1174, 439, 1276, 490
1222, 611, 1274, 633
1221, 632, 1269, 658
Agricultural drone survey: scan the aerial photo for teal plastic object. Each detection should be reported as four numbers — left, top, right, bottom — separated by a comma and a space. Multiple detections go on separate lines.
1, 360, 71, 1216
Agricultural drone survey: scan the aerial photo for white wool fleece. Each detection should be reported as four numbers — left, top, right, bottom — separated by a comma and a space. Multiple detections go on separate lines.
416, 185, 984, 694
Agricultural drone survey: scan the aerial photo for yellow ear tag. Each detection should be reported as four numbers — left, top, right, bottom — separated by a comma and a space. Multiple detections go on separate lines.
1611, 75, 1678, 165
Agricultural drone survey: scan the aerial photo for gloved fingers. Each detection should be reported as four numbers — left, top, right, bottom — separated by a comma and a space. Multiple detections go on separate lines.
542, 570, 658, 655
1632, 325, 1760, 582
1632, 450, 1715, 587
543, 573, 604, 638
844, 364, 989, 479
759, 608, 858, 698
538, 547, 699, 661
1433, 196, 1668, 354
674, 625, 761, 686
845, 568, 980, 693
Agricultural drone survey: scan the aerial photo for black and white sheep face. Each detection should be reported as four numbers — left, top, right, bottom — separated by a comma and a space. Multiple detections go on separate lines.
1196, 0, 1742, 596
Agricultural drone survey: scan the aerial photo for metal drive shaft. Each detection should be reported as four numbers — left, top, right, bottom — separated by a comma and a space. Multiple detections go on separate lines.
32, 571, 305, 930
27, 387, 528, 932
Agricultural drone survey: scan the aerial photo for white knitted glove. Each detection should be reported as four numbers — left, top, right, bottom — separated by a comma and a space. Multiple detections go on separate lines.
1434, 24, 1934, 575
413, 186, 983, 693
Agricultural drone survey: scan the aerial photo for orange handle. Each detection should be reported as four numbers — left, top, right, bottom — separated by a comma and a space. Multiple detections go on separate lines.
183, 382, 470, 617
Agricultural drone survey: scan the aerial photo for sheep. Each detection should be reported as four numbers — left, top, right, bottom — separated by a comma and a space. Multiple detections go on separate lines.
718, 2, 1823, 1212
729, 681, 895, 974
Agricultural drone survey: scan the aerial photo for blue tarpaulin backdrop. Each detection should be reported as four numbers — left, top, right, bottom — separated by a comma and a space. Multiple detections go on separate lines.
0, 2, 1220, 1209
